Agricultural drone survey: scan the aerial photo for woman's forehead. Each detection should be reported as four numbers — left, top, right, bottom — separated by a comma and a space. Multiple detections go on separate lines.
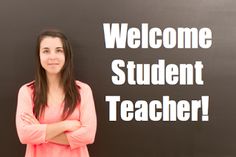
40, 37, 63, 48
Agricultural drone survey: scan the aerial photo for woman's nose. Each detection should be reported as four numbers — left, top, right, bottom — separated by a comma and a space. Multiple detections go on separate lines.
48, 51, 57, 60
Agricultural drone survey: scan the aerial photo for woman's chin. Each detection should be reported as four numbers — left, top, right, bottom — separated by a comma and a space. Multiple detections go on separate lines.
46, 71, 61, 76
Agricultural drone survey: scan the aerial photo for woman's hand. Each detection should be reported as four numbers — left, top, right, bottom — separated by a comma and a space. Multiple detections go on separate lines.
63, 120, 81, 132
21, 112, 40, 125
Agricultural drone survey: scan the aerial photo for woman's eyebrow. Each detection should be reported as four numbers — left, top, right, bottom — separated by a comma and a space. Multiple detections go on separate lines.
41, 47, 63, 49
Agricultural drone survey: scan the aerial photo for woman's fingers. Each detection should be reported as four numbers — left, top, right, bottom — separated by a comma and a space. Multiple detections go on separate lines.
63, 120, 81, 132
21, 114, 33, 124
21, 112, 39, 124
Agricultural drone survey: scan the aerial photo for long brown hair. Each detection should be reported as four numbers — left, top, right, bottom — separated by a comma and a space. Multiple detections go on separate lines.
33, 29, 80, 120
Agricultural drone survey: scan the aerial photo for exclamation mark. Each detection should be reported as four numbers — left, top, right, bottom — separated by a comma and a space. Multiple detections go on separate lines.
202, 96, 209, 121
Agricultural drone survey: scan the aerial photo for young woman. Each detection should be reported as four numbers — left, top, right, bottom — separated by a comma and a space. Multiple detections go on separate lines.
16, 29, 97, 157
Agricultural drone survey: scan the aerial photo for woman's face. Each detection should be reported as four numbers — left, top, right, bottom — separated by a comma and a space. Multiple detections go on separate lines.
39, 36, 65, 76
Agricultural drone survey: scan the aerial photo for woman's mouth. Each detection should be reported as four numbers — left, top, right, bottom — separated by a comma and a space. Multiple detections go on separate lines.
48, 63, 59, 65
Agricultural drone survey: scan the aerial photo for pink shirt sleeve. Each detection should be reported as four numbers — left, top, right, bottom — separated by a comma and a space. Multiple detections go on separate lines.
15, 84, 47, 145
66, 83, 97, 149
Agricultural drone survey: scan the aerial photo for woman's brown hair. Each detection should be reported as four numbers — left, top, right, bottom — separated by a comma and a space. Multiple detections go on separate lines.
33, 29, 80, 119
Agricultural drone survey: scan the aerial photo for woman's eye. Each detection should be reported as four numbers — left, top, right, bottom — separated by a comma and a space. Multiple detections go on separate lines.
42, 50, 49, 54
56, 49, 64, 53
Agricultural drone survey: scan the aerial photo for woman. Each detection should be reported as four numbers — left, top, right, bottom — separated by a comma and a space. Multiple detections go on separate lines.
16, 29, 97, 157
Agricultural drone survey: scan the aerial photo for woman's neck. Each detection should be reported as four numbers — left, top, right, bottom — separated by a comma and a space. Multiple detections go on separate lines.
46, 73, 63, 91
46, 73, 65, 106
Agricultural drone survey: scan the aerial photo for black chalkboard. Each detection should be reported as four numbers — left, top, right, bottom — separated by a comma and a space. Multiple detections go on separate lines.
0, 0, 235, 157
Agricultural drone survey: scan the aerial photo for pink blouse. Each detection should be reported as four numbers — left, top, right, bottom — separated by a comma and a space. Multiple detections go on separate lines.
16, 80, 97, 157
